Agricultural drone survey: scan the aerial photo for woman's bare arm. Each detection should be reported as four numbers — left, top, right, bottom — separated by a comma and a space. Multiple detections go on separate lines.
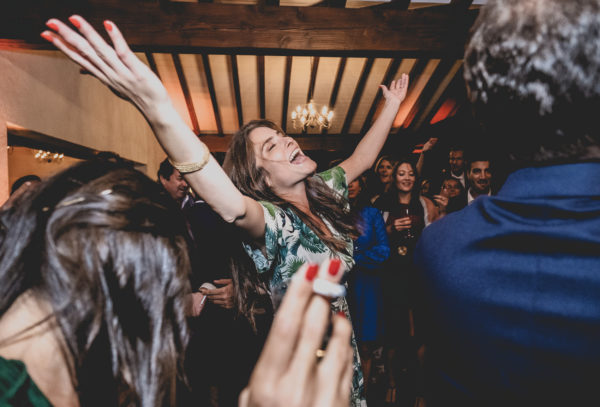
42, 17, 265, 238
339, 74, 409, 184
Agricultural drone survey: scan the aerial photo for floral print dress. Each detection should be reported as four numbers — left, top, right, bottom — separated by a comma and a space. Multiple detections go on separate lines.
243, 166, 366, 407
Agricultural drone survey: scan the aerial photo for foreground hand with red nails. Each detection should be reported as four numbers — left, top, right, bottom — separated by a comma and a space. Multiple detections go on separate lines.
239, 258, 353, 407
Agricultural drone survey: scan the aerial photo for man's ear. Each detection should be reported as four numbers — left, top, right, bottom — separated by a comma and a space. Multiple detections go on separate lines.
158, 175, 167, 188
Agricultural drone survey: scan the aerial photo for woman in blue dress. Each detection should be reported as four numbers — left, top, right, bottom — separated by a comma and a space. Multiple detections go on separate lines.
347, 176, 390, 396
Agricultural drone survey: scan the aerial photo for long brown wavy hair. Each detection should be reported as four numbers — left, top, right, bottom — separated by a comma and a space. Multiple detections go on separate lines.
0, 160, 190, 406
223, 119, 356, 254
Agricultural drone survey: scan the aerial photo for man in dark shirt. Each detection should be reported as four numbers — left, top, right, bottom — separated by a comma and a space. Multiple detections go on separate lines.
414, 1, 600, 406
158, 159, 267, 406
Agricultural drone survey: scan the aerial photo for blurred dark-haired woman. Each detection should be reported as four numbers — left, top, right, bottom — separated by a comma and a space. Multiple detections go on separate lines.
0, 160, 191, 406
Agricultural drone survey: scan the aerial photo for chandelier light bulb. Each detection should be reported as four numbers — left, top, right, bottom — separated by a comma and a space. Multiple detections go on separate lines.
291, 99, 334, 131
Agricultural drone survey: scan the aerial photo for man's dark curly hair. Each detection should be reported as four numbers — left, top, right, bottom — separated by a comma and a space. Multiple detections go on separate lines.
464, 0, 600, 166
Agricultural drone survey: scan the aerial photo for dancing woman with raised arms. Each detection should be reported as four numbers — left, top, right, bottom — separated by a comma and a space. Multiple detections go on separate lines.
41, 16, 408, 406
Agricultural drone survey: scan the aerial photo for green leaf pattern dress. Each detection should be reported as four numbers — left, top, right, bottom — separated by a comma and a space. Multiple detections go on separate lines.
243, 166, 366, 407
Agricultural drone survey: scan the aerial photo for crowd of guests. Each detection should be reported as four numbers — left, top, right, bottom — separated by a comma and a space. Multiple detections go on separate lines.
2, 0, 600, 406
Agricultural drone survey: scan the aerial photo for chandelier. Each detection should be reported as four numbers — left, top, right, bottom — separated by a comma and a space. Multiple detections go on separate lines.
291, 99, 334, 131
34, 149, 64, 163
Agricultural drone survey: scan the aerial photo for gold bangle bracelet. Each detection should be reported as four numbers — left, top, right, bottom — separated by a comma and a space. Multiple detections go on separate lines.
168, 143, 211, 174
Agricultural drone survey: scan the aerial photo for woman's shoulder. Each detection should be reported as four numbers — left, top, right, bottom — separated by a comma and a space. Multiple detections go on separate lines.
0, 356, 53, 406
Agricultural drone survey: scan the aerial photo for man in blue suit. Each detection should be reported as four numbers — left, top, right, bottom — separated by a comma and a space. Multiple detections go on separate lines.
414, 0, 600, 405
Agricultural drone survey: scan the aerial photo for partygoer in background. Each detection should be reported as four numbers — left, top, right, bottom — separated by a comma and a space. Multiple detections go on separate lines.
416, 0, 600, 405
373, 159, 446, 405
158, 158, 270, 407
346, 176, 390, 401
439, 177, 466, 214
41, 16, 409, 405
369, 155, 397, 203
465, 156, 492, 204
0, 160, 192, 406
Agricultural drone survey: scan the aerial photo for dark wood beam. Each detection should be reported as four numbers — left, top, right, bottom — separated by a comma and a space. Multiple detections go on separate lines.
302, 56, 320, 136
172, 53, 200, 134
145, 52, 159, 79
314, 0, 347, 8
257, 55, 266, 119
201, 54, 223, 136
341, 58, 374, 135
230, 55, 244, 128
307, 57, 320, 101
374, 0, 411, 11
0, 0, 478, 56
281, 56, 293, 131
450, 0, 474, 10
322, 57, 347, 135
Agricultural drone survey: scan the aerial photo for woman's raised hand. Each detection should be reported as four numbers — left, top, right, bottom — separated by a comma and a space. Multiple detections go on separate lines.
239, 259, 353, 407
41, 16, 169, 113
379, 73, 409, 105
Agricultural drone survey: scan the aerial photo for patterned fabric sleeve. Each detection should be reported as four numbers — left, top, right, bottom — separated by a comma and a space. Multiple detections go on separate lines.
242, 201, 288, 274
316, 165, 348, 200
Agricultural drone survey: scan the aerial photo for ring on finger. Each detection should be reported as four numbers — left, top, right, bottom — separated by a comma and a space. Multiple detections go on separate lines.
313, 278, 346, 298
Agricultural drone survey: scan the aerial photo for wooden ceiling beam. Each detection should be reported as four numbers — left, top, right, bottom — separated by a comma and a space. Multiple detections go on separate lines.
418, 68, 466, 129
281, 56, 293, 131
321, 57, 347, 135
360, 58, 401, 134
341, 58, 374, 135
230, 55, 244, 128
172, 53, 200, 134
257, 55, 266, 119
450, 0, 474, 10
0, 0, 477, 56
201, 54, 224, 136
404, 58, 454, 129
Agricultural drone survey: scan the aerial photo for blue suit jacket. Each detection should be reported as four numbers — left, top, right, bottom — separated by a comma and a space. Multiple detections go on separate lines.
414, 163, 600, 406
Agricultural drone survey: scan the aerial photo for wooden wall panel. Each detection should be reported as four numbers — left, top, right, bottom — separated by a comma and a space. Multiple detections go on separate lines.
349, 58, 391, 133
180, 54, 219, 133
327, 58, 366, 134
413, 59, 462, 130
307, 57, 342, 135
393, 58, 440, 128
237, 55, 261, 125
265, 56, 286, 126
285, 56, 312, 134
0, 49, 164, 177
208, 54, 239, 134
153, 53, 193, 130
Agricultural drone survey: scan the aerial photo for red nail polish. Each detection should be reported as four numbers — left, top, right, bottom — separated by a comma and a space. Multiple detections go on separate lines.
328, 258, 341, 276
305, 264, 319, 281
40, 32, 53, 42
337, 311, 346, 318
46, 21, 59, 31
68, 16, 81, 29
103, 20, 113, 32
